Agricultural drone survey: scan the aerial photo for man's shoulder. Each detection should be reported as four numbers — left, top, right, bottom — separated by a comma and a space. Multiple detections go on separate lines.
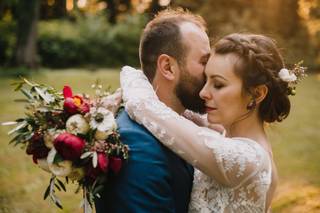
116, 109, 142, 129
116, 110, 164, 152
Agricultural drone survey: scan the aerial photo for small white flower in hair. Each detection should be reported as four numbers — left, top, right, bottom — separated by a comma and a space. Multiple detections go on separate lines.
278, 68, 297, 82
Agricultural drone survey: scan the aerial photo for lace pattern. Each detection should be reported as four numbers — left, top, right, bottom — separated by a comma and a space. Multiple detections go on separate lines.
120, 66, 272, 212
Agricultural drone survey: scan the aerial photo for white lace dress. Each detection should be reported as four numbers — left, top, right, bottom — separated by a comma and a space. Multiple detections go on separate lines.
120, 66, 273, 213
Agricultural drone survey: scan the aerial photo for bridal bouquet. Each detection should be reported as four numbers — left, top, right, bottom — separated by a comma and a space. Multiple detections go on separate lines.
2, 78, 129, 212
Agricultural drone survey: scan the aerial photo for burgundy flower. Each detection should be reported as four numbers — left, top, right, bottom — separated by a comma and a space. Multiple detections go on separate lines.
98, 152, 109, 172
86, 165, 100, 180
110, 157, 122, 174
63, 86, 90, 115
26, 133, 50, 164
53, 132, 85, 160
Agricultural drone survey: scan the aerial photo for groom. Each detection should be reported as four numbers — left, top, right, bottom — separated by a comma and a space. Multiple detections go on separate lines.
95, 8, 210, 212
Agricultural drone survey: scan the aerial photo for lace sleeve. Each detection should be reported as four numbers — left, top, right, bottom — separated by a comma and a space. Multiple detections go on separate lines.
120, 66, 269, 188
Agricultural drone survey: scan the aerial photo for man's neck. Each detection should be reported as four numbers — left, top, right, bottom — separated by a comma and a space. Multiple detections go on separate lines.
152, 82, 185, 114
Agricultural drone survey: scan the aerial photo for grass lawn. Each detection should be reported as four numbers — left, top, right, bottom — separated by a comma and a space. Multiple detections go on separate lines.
0, 68, 319, 213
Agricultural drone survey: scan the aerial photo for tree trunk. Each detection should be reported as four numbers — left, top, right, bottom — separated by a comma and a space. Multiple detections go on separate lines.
15, 0, 40, 68
105, 0, 117, 24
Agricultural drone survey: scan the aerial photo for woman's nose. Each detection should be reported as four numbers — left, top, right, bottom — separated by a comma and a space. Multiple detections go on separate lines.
199, 85, 211, 100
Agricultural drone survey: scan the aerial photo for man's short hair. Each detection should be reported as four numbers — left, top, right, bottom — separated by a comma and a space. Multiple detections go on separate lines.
139, 8, 207, 82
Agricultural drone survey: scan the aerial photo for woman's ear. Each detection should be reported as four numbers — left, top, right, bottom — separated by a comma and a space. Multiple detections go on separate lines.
157, 54, 177, 81
254, 84, 268, 104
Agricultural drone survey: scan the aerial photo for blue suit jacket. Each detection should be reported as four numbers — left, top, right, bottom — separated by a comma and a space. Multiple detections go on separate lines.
95, 110, 194, 213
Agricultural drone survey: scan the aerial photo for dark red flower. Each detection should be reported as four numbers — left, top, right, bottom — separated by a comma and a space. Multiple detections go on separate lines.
63, 86, 90, 115
110, 157, 122, 174
26, 132, 50, 164
86, 166, 100, 180
54, 132, 85, 160
98, 152, 109, 172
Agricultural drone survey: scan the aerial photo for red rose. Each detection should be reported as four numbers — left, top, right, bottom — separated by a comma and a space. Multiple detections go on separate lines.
63, 86, 90, 115
110, 157, 122, 174
53, 132, 85, 160
98, 152, 109, 172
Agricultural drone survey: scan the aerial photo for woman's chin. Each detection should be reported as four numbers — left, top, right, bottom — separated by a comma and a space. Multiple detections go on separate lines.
207, 116, 221, 125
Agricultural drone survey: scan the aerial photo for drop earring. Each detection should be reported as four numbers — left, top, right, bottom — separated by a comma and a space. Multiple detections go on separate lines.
246, 99, 256, 110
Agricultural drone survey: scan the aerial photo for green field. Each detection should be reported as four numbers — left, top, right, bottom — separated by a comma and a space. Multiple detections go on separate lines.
0, 69, 319, 213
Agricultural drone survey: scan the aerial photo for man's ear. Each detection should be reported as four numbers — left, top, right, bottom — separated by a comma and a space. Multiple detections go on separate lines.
253, 84, 268, 104
157, 54, 177, 81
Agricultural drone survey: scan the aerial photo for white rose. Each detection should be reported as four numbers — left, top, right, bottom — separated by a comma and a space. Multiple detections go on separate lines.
47, 148, 72, 177
94, 124, 116, 140
278, 68, 297, 82
37, 158, 50, 173
66, 114, 90, 135
44, 129, 64, 148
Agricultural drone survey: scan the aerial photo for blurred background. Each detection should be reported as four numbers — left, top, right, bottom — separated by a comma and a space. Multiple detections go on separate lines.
0, 0, 319, 212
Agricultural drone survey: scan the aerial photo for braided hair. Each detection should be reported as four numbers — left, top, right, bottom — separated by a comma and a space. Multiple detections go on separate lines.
214, 33, 290, 123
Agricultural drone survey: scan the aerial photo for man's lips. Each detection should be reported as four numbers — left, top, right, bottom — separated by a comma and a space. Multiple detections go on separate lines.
205, 106, 217, 112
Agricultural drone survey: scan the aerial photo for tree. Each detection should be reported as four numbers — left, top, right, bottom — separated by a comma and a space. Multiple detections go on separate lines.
40, 0, 67, 20
15, 0, 40, 68
101, 0, 131, 24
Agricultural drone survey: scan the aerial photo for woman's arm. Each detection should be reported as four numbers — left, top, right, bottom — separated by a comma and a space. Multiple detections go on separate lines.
121, 66, 269, 187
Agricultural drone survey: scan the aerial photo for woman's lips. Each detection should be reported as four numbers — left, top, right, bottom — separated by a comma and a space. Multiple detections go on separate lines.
205, 106, 217, 112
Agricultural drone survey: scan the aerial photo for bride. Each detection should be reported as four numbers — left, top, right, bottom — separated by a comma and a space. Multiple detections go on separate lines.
120, 33, 302, 212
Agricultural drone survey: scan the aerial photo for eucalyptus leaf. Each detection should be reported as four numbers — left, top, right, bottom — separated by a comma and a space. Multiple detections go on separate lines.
92, 185, 104, 196
57, 179, 66, 192
1, 121, 18, 126
43, 184, 50, 200
22, 78, 36, 87
13, 99, 29, 103
13, 82, 24, 91
92, 152, 98, 168
20, 88, 33, 100
80, 152, 93, 159
55, 183, 61, 191
8, 121, 28, 135
34, 87, 55, 104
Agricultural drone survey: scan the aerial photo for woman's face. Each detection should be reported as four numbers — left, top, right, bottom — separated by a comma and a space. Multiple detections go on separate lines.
199, 53, 251, 127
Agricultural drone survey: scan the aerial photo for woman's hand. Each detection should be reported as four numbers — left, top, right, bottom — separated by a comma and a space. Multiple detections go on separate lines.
101, 88, 122, 114
207, 123, 226, 136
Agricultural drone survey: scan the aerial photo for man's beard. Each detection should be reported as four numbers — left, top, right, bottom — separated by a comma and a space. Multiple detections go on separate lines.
175, 67, 206, 114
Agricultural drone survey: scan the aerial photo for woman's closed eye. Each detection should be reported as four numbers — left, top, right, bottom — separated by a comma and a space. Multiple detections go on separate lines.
214, 82, 225, 89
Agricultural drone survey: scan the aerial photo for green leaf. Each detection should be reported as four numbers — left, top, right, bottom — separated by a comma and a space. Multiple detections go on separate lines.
53, 153, 64, 164
57, 179, 66, 192
20, 88, 33, 100
13, 82, 24, 91
22, 78, 36, 87
43, 184, 50, 200
13, 99, 29, 103
55, 183, 61, 191
92, 185, 105, 196
9, 134, 21, 144
55, 200, 63, 209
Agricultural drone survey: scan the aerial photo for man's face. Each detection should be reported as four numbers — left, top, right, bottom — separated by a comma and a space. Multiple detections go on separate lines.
175, 22, 211, 113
